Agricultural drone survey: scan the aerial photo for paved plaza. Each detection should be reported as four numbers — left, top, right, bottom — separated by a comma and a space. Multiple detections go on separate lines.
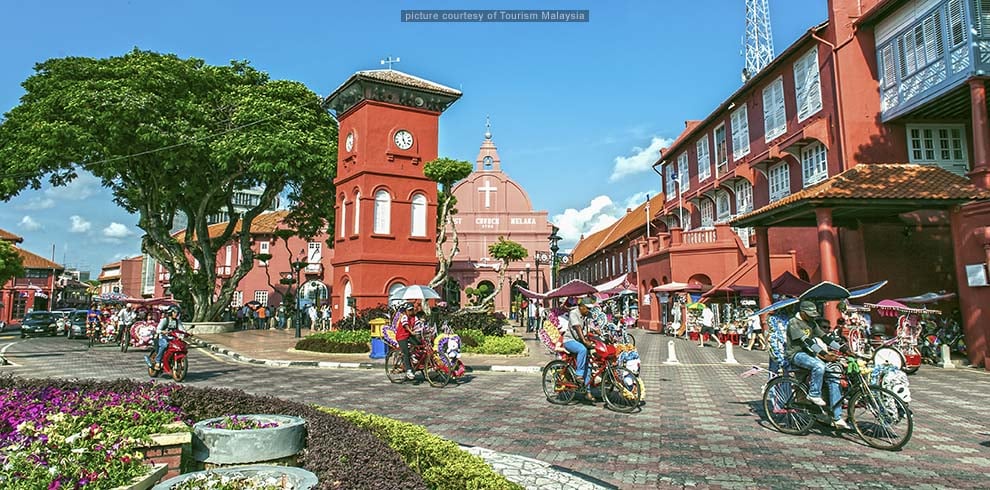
3, 329, 990, 489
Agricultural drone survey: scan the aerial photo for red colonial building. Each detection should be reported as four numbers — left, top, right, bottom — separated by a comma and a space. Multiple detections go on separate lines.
631, 0, 990, 366
152, 211, 334, 310
0, 228, 63, 325
98, 256, 144, 298
324, 69, 461, 321
445, 123, 553, 312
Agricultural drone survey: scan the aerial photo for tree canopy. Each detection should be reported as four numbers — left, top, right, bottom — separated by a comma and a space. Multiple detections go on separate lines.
0, 49, 337, 321
0, 240, 25, 287
478, 237, 527, 308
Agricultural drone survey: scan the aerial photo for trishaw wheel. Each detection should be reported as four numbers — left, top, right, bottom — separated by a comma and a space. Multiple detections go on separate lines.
873, 347, 904, 370
541, 360, 576, 405
763, 375, 815, 435
171, 358, 187, 382
384, 350, 406, 384
425, 355, 451, 388
627, 333, 636, 347
602, 367, 641, 413
849, 385, 913, 451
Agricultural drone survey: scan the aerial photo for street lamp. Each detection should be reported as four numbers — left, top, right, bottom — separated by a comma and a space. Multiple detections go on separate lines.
290, 257, 307, 338
547, 225, 562, 290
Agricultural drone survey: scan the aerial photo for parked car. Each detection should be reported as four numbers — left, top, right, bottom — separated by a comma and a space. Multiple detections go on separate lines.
66, 310, 89, 339
20, 312, 59, 338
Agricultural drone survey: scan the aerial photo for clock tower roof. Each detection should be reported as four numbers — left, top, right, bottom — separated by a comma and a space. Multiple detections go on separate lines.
324, 69, 462, 117
476, 116, 502, 172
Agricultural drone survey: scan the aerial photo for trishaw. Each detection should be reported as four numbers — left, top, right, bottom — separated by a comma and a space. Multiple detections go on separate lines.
862, 299, 937, 374
751, 280, 914, 450
381, 309, 463, 387
121, 297, 180, 353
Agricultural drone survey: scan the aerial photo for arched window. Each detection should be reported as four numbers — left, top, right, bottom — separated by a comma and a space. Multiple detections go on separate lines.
342, 280, 353, 318
716, 191, 731, 222
339, 196, 347, 238
353, 191, 361, 235
410, 193, 427, 237
700, 200, 714, 228
374, 189, 391, 234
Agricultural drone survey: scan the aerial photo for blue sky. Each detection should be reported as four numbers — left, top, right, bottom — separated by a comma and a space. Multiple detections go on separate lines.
0, 0, 827, 274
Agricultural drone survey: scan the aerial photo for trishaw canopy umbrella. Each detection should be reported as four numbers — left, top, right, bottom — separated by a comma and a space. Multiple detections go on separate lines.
544, 280, 598, 299
686, 302, 707, 311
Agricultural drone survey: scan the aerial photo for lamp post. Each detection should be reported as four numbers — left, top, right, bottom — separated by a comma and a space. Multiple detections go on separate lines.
291, 258, 307, 338
548, 226, 562, 290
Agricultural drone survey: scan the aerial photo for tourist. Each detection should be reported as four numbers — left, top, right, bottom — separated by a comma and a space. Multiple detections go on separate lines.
276, 303, 287, 330
742, 308, 766, 351
527, 300, 537, 333
307, 304, 318, 330
699, 304, 723, 348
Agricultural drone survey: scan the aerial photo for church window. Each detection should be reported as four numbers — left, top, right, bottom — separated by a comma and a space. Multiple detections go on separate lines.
374, 190, 391, 234
353, 191, 361, 235
339, 196, 346, 238
411, 193, 427, 237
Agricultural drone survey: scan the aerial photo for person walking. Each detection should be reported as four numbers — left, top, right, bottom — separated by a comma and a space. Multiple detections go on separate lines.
276, 303, 287, 330
256, 304, 268, 330
307, 304, 318, 330
699, 304, 723, 348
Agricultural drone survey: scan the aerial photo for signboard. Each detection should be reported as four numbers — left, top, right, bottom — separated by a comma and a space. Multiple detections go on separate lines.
346, 297, 357, 307
966, 263, 989, 287
643, 294, 651, 306
658, 292, 669, 304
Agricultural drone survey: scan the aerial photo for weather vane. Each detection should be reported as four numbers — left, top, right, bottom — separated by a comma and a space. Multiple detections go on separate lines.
380, 56, 401, 70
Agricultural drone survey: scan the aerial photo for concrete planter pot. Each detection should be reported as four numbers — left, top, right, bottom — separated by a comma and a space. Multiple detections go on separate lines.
112, 463, 168, 490
192, 414, 306, 465
185, 321, 235, 334
152, 465, 317, 490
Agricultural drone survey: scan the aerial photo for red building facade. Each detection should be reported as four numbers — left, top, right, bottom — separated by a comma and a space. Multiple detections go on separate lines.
98, 256, 143, 299
324, 70, 461, 321
0, 228, 63, 325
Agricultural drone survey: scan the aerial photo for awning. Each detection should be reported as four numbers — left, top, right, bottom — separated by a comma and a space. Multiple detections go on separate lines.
594, 273, 634, 293
894, 291, 956, 304
651, 282, 706, 293
516, 286, 546, 301
544, 279, 598, 299
709, 270, 813, 298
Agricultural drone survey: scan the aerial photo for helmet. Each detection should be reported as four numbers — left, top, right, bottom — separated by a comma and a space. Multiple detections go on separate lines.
402, 302, 415, 311
167, 305, 181, 315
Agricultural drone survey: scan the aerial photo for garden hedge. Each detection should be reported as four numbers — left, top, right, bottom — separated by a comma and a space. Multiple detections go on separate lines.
295, 331, 371, 353
0, 377, 426, 490
320, 408, 522, 490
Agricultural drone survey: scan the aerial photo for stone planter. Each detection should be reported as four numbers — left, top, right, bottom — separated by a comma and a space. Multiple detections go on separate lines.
192, 414, 306, 465
152, 465, 317, 490
185, 321, 235, 334
112, 463, 168, 490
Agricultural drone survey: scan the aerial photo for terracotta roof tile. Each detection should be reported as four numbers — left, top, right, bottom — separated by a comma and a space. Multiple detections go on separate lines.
732, 164, 990, 224
0, 228, 23, 243
174, 210, 291, 242
569, 193, 666, 265
355, 70, 462, 96
15, 246, 62, 270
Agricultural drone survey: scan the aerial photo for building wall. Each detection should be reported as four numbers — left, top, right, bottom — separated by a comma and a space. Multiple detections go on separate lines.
950, 201, 990, 367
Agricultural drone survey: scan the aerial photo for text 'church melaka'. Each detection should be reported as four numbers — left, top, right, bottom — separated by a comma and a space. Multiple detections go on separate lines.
323, 68, 550, 321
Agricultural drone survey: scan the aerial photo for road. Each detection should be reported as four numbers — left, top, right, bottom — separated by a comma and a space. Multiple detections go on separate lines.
2, 330, 989, 489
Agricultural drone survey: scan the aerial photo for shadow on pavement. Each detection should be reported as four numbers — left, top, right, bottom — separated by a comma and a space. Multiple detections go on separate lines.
177, 369, 238, 382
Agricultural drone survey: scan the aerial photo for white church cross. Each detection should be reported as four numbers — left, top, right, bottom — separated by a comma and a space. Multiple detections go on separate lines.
478, 179, 497, 208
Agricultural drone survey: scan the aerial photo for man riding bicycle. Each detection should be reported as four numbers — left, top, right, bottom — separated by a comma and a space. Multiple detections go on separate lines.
785, 300, 849, 429
116, 303, 137, 344
153, 306, 182, 370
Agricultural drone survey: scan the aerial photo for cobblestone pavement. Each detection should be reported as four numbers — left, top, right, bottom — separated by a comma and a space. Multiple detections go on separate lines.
3, 331, 990, 489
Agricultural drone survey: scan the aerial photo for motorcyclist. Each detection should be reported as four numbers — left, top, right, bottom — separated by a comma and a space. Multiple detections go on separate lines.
153, 306, 182, 369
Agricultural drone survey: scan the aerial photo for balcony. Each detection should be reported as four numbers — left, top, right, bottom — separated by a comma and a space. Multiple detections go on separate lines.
876, 0, 983, 121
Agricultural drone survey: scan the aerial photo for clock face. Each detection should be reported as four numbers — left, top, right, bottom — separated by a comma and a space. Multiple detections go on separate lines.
394, 130, 414, 150
345, 131, 355, 152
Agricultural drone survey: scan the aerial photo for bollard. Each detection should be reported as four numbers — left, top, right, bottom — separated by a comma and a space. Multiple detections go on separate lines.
940, 344, 955, 369
724, 341, 739, 364
664, 340, 680, 364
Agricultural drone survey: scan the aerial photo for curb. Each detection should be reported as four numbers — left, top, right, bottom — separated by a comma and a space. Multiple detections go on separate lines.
190, 337, 543, 373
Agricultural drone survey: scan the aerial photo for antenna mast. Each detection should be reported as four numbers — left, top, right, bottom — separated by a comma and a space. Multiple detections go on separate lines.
743, 0, 774, 82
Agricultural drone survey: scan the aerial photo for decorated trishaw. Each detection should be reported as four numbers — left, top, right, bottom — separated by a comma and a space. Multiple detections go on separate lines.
381, 286, 465, 387
121, 297, 181, 353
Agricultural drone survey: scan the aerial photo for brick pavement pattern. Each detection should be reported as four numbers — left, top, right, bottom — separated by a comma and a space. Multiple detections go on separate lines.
3, 331, 990, 489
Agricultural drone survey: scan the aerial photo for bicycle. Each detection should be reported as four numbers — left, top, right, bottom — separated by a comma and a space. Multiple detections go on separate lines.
384, 326, 450, 387
761, 355, 913, 451
541, 335, 643, 413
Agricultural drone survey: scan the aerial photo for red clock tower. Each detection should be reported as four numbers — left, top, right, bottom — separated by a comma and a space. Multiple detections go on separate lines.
324, 70, 462, 320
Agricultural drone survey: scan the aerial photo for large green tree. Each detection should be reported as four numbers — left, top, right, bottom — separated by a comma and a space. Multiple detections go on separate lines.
0, 49, 337, 321
0, 240, 25, 287
423, 157, 472, 290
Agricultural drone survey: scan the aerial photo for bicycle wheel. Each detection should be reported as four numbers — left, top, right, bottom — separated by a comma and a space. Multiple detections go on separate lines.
873, 346, 904, 370
762, 375, 815, 435
626, 333, 636, 347
384, 350, 407, 384
425, 354, 451, 388
120, 330, 130, 353
602, 367, 641, 413
542, 360, 577, 405
848, 385, 913, 451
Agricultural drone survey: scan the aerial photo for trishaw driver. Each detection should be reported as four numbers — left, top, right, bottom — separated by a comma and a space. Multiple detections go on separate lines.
785, 300, 849, 429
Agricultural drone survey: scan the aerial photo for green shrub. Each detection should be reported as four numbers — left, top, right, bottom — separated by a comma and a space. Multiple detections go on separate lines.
295, 338, 369, 353
307, 330, 372, 343
455, 328, 484, 348
337, 305, 392, 332
463, 335, 526, 355
319, 407, 522, 490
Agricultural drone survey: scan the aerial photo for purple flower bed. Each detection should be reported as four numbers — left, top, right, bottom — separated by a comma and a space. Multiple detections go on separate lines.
0, 379, 186, 489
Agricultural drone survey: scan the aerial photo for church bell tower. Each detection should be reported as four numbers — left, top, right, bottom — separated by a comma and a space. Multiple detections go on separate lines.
324, 69, 461, 321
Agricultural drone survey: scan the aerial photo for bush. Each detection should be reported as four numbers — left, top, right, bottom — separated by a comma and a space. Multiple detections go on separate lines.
444, 311, 506, 337
319, 408, 522, 490
0, 377, 427, 490
295, 330, 372, 353
463, 335, 526, 355
336, 305, 391, 332
455, 328, 484, 348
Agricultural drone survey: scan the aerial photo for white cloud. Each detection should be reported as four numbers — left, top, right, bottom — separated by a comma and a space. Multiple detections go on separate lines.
69, 215, 92, 233
102, 222, 133, 239
17, 197, 55, 210
551, 189, 660, 249
609, 136, 672, 182
45, 172, 102, 200
19, 215, 42, 231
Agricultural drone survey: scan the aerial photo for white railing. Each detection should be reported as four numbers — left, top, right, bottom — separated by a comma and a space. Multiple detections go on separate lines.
682, 229, 717, 245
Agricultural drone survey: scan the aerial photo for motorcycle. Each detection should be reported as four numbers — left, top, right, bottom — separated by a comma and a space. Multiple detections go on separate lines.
144, 329, 190, 382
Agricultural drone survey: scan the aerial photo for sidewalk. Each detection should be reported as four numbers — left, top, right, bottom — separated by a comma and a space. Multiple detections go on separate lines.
191, 327, 556, 372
